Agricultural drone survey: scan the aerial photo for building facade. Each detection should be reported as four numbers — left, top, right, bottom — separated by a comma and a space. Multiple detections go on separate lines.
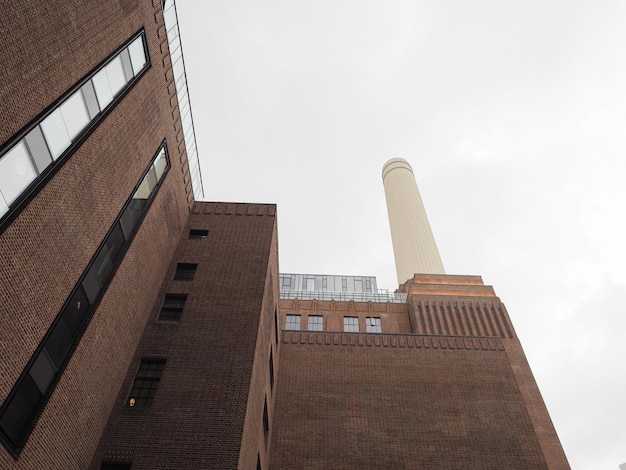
0, 1, 569, 469
274, 274, 569, 469
0, 1, 208, 467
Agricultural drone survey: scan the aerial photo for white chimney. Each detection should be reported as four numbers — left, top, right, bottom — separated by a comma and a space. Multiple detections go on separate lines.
382, 157, 445, 284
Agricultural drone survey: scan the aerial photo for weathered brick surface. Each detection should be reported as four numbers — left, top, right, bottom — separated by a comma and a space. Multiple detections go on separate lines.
90, 203, 279, 469
271, 331, 549, 469
0, 0, 193, 467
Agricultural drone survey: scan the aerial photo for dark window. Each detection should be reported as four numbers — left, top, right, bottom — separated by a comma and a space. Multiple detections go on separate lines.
101, 463, 132, 470
128, 359, 165, 407
262, 397, 269, 443
159, 294, 187, 321
174, 263, 197, 281
269, 348, 274, 392
0, 142, 169, 455
45, 286, 90, 369
0, 376, 41, 448
189, 229, 208, 239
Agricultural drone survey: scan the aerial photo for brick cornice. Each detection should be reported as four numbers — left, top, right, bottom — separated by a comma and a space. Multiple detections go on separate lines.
282, 331, 505, 352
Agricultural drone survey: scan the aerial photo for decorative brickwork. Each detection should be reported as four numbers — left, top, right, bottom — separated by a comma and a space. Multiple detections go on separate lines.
410, 298, 514, 338
282, 330, 505, 351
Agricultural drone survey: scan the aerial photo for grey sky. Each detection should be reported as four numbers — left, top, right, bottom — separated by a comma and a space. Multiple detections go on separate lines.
177, 1, 626, 468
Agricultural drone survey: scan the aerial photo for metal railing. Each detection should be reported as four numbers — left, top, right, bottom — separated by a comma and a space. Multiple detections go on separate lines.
279, 290, 407, 303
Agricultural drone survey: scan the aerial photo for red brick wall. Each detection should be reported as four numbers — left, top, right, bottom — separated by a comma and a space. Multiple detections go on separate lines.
90, 203, 278, 469
0, 0, 193, 467
271, 331, 549, 469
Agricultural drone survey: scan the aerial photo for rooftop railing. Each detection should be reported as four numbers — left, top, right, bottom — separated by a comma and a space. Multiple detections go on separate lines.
279, 290, 407, 303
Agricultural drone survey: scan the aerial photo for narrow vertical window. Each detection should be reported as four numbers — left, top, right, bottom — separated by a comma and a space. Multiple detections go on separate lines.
128, 359, 166, 408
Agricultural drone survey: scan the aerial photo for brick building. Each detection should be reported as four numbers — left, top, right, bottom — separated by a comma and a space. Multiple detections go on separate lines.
0, 1, 568, 468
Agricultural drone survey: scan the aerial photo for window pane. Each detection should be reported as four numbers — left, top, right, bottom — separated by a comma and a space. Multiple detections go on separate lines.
81, 80, 100, 119
124, 198, 146, 231
41, 108, 71, 159
82, 267, 102, 303
29, 352, 56, 394
104, 223, 126, 264
285, 315, 300, 330
44, 320, 72, 369
119, 49, 134, 82
308, 316, 323, 331
163, 5, 177, 32
343, 317, 359, 332
92, 69, 113, 109
146, 166, 157, 191
128, 36, 146, 75
60, 287, 90, 337
0, 193, 8, 217
0, 141, 37, 205
0, 375, 42, 447
60, 90, 90, 140
24, 125, 52, 173
93, 224, 125, 285
106, 56, 127, 96
134, 175, 151, 200
153, 150, 167, 180
366, 317, 382, 333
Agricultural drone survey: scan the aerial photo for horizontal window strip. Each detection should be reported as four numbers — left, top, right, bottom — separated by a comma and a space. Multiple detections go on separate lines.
0, 30, 150, 232
0, 142, 170, 457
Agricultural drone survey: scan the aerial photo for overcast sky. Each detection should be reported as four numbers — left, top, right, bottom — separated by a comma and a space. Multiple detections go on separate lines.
176, 1, 626, 468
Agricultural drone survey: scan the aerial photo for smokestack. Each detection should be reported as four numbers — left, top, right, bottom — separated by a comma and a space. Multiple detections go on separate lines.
382, 157, 445, 284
